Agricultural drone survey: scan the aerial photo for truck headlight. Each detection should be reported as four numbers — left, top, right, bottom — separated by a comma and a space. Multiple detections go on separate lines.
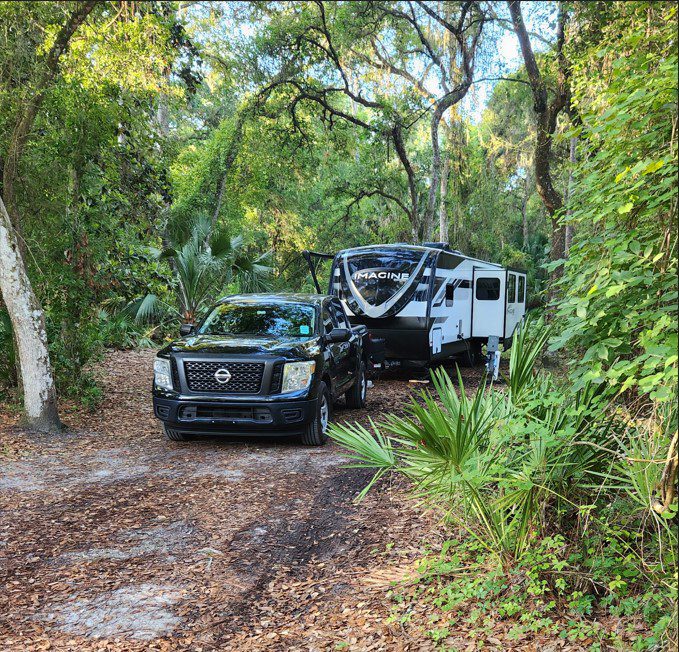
281, 361, 315, 393
154, 358, 173, 390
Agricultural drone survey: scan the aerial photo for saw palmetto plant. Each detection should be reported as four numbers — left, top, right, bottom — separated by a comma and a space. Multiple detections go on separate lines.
127, 214, 271, 326
330, 318, 623, 566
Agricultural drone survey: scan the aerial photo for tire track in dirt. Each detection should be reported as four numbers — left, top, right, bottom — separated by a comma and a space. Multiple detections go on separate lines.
0, 349, 437, 650
213, 466, 373, 638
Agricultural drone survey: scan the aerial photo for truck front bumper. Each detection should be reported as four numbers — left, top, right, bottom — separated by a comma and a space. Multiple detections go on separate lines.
152, 396, 318, 436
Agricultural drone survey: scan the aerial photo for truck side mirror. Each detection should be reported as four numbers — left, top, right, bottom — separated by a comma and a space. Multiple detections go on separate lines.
325, 327, 351, 343
180, 323, 196, 337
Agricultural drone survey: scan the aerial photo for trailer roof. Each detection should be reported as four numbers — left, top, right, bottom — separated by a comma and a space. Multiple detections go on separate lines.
217, 293, 329, 306
335, 243, 504, 268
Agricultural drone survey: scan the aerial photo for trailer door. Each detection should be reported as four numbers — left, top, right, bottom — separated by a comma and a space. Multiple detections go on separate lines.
471, 269, 506, 338
504, 272, 522, 338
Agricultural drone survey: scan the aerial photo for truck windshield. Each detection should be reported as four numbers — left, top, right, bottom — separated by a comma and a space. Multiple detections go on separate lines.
199, 302, 316, 339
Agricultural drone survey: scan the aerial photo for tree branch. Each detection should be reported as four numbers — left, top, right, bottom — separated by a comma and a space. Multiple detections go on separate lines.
364, 38, 434, 99
323, 188, 413, 242
390, 123, 418, 225
508, 0, 547, 112
2, 1, 97, 233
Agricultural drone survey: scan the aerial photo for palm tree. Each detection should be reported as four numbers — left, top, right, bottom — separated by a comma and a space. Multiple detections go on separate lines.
129, 215, 271, 325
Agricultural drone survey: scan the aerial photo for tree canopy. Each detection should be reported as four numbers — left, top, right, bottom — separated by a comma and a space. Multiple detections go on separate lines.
0, 0, 675, 430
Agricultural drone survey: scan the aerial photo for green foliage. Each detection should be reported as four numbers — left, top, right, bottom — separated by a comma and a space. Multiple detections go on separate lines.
332, 316, 677, 645
553, 1, 678, 402
95, 310, 155, 350
128, 214, 272, 325
403, 532, 674, 649
0, 310, 17, 395
0, 2, 196, 402
332, 320, 614, 563
505, 313, 552, 405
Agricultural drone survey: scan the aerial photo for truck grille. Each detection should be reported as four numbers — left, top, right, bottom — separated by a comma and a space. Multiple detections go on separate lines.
183, 361, 265, 394
179, 405, 271, 422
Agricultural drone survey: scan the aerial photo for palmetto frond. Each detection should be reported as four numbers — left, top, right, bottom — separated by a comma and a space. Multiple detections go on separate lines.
506, 312, 552, 406
135, 214, 272, 324
329, 317, 627, 565
124, 294, 180, 324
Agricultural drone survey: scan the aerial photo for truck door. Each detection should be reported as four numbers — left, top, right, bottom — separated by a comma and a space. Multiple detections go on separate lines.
325, 301, 353, 393
471, 269, 506, 339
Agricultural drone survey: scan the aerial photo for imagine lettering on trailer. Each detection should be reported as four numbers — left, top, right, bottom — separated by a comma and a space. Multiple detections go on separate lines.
351, 269, 411, 282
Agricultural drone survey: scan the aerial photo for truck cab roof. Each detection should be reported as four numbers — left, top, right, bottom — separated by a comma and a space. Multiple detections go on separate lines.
217, 293, 331, 307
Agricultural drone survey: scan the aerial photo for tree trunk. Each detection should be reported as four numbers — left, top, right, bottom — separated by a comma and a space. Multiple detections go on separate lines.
439, 143, 450, 241
652, 430, 678, 515
534, 86, 565, 266
521, 170, 531, 247
425, 107, 445, 240
212, 107, 250, 230
423, 85, 469, 240
0, 195, 60, 432
0, 2, 94, 433
509, 1, 570, 280
391, 124, 420, 239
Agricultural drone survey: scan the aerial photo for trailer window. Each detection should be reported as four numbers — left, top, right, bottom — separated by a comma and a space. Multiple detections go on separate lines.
445, 282, 455, 307
507, 274, 516, 304
518, 275, 526, 303
475, 277, 500, 300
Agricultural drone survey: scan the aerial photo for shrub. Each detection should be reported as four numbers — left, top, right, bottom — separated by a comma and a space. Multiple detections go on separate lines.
330, 316, 677, 645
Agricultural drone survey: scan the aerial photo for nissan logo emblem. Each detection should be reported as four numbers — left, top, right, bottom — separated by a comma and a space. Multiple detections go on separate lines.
214, 368, 232, 384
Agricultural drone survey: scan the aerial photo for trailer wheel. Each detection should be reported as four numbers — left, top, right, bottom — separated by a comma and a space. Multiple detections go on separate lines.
459, 341, 483, 367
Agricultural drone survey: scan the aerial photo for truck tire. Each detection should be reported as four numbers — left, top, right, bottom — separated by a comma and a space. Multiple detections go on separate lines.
345, 360, 367, 409
301, 382, 331, 446
163, 424, 187, 442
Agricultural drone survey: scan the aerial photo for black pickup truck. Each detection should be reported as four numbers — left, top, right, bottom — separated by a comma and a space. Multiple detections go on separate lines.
152, 293, 375, 445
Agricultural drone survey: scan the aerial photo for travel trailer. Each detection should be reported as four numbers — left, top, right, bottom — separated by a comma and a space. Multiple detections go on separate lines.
304, 243, 526, 376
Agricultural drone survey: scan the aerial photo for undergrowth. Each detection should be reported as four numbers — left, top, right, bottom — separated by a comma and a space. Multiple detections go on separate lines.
385, 531, 674, 649
331, 314, 678, 649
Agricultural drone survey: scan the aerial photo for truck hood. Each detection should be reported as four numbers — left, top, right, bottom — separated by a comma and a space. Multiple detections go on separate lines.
160, 334, 321, 359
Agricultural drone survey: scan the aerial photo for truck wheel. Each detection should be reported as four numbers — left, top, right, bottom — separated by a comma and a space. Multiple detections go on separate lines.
345, 360, 367, 408
301, 382, 331, 446
163, 424, 187, 442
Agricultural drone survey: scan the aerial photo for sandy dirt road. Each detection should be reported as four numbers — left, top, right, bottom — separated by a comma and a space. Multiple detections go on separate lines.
0, 349, 442, 651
